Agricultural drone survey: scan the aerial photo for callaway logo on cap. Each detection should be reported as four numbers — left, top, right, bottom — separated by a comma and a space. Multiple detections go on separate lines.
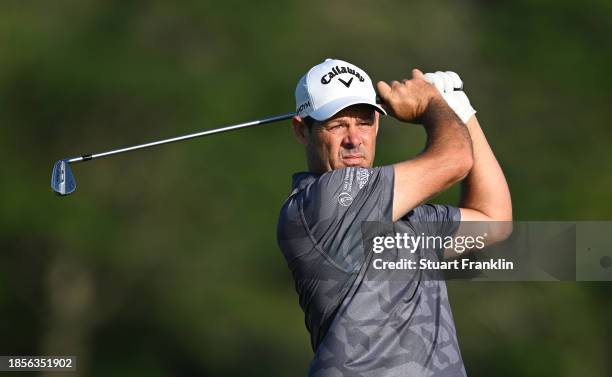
295, 58, 386, 121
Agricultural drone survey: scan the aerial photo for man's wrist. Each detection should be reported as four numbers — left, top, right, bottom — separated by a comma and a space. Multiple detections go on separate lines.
421, 96, 461, 127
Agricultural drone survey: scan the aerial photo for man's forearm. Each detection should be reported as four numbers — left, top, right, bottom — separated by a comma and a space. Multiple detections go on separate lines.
391, 99, 473, 221
421, 98, 473, 160
459, 116, 512, 220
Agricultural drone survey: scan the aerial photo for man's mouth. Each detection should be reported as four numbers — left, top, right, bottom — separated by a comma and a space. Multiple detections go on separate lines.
342, 155, 364, 165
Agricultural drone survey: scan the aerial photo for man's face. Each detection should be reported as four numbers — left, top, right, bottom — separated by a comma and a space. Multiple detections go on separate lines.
292, 105, 379, 173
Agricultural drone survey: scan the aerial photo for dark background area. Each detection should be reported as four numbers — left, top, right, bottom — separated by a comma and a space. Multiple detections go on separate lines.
1, 0, 611, 376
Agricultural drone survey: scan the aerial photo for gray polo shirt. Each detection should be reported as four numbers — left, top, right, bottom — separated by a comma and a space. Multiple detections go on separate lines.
277, 166, 467, 377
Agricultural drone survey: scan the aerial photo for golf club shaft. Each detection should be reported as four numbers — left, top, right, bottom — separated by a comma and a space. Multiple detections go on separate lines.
67, 112, 296, 163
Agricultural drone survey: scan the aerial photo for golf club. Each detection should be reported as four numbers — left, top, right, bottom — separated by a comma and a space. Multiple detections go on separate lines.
51, 112, 296, 196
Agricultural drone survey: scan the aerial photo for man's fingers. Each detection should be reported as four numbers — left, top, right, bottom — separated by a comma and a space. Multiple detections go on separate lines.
424, 71, 464, 93
424, 73, 436, 85
376, 80, 392, 100
436, 71, 455, 93
412, 68, 425, 80
445, 71, 463, 90
425, 73, 444, 93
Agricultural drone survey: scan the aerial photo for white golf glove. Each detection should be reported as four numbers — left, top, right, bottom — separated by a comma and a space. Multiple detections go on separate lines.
424, 71, 476, 124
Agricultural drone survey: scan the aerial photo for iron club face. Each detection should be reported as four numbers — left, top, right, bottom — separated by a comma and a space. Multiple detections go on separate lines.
51, 160, 76, 196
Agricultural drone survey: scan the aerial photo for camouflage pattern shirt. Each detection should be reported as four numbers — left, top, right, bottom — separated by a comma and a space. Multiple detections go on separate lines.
277, 166, 467, 377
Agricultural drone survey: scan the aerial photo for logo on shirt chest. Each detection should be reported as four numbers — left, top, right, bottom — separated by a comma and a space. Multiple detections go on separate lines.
338, 192, 353, 206
356, 168, 369, 189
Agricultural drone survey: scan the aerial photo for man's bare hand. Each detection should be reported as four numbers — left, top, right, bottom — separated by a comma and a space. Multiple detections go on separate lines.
376, 69, 442, 123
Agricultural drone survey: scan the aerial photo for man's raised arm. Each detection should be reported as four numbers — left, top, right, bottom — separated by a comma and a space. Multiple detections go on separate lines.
457, 115, 513, 244
377, 69, 473, 222
458, 115, 512, 222
422, 71, 512, 245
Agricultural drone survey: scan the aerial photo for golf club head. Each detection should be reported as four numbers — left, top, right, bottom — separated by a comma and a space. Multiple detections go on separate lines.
51, 159, 76, 196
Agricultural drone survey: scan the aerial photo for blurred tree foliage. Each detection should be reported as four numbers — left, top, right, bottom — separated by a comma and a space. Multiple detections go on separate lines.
1, 0, 611, 376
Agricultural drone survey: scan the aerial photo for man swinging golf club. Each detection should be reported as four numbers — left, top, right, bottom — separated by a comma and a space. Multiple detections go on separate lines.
277, 58, 512, 376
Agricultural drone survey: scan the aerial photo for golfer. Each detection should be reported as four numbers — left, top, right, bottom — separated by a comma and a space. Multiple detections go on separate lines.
277, 58, 512, 376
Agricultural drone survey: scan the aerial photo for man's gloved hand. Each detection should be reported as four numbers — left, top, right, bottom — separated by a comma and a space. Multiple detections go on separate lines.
424, 71, 476, 124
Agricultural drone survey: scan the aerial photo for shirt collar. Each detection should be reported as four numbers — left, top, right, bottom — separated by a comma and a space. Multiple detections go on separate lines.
291, 171, 320, 193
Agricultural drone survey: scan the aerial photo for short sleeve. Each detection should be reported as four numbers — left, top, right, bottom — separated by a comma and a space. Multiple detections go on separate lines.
405, 203, 462, 238
299, 166, 394, 272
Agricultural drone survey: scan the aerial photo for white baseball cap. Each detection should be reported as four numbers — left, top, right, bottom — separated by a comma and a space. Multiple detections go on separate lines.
295, 58, 386, 121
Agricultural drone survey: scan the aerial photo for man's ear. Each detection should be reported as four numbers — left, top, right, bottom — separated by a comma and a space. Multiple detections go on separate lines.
291, 116, 309, 146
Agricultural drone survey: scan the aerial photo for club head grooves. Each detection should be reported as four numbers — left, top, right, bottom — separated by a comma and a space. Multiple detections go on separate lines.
51, 160, 76, 196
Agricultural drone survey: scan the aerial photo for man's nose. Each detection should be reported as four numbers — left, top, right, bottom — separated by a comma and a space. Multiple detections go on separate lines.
341, 125, 362, 148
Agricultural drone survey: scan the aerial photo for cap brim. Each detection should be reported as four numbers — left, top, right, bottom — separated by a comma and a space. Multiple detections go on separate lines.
309, 96, 387, 121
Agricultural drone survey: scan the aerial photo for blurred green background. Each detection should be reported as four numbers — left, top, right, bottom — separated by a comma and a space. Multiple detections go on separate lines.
1, 0, 611, 376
